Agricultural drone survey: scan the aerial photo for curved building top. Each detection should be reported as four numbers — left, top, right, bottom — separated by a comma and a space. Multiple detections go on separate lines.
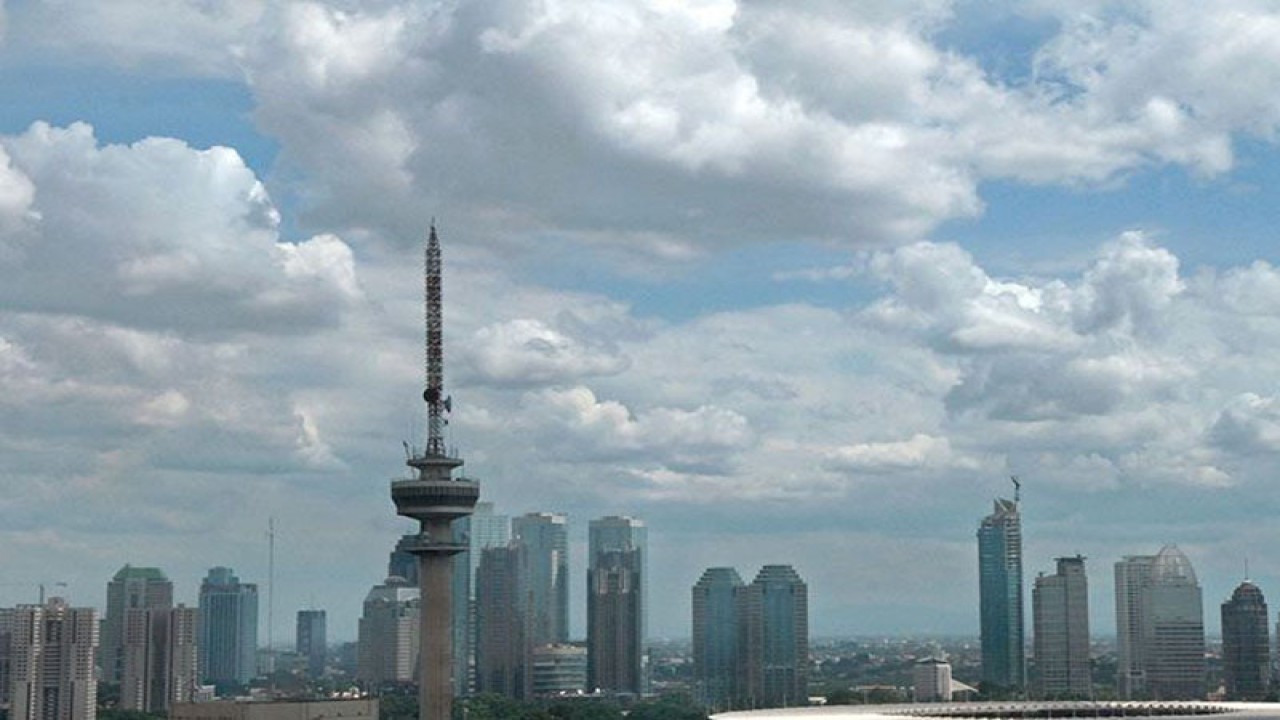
1152, 544, 1198, 585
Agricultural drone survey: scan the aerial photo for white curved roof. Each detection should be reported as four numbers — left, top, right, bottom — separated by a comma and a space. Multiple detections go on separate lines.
1152, 544, 1198, 585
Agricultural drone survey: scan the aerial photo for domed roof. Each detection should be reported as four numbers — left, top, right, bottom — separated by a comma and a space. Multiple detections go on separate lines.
1231, 580, 1265, 602
1152, 544, 1198, 585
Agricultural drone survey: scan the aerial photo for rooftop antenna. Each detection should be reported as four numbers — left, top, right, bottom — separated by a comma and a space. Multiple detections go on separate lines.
423, 221, 451, 456
1011, 475, 1021, 503
1245, 556, 1250, 581
267, 516, 276, 678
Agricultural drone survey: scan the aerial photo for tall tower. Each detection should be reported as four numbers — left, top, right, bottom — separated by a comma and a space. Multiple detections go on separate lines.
587, 516, 646, 695
10, 598, 98, 720
103, 565, 173, 684
978, 495, 1024, 693
197, 566, 259, 689
1221, 580, 1270, 700
1143, 545, 1205, 700
390, 225, 479, 720
512, 512, 569, 646
692, 567, 743, 711
737, 565, 808, 709
1031, 555, 1090, 699
1115, 554, 1155, 698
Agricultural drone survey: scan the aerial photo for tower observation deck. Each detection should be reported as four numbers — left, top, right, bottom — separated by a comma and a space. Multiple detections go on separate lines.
390, 225, 478, 720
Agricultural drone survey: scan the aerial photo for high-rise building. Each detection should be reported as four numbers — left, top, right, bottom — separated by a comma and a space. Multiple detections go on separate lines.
121, 605, 198, 712
512, 513, 569, 646
737, 565, 808, 709
388, 535, 420, 585
531, 645, 586, 697
587, 516, 646, 695
103, 565, 173, 684
913, 658, 952, 702
296, 610, 327, 678
0, 608, 13, 710
198, 567, 259, 688
692, 567, 743, 710
475, 545, 529, 699
357, 577, 420, 685
467, 503, 510, 691
1221, 580, 1269, 700
451, 516, 470, 698
1143, 545, 1205, 700
1115, 554, 1155, 698
1031, 556, 1090, 699
9, 598, 98, 720
978, 497, 1024, 692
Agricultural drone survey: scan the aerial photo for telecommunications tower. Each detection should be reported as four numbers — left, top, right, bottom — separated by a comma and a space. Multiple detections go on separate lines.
390, 225, 479, 720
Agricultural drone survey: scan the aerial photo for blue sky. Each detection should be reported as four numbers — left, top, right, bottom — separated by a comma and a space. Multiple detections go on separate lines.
7, 1, 1280, 648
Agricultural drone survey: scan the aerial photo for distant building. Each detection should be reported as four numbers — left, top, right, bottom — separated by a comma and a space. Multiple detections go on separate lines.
121, 604, 198, 712
0, 607, 14, 709
1115, 555, 1156, 698
692, 567, 744, 710
171, 698, 377, 720
103, 565, 174, 684
913, 658, 952, 703
531, 644, 587, 696
475, 545, 529, 699
199, 567, 259, 689
295, 610, 327, 678
467, 503, 511, 692
356, 577, 419, 685
587, 516, 646, 695
513, 513, 570, 646
978, 497, 1024, 692
9, 598, 97, 720
1032, 556, 1090, 699
1143, 545, 1205, 700
737, 565, 808, 709
1221, 580, 1269, 700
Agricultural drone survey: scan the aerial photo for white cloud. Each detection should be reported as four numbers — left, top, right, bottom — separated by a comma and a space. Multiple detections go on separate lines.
824, 434, 973, 474
462, 318, 630, 386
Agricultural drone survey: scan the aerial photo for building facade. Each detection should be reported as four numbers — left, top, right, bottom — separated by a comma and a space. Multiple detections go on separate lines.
693, 567, 744, 711
1115, 555, 1155, 699
1031, 556, 1090, 699
1142, 545, 1205, 700
121, 605, 198, 712
587, 516, 646, 695
512, 513, 569, 646
467, 503, 511, 692
356, 577, 420, 685
296, 610, 327, 678
737, 565, 808, 709
531, 644, 586, 697
1221, 580, 1269, 700
9, 598, 98, 720
978, 497, 1024, 693
198, 567, 259, 688
475, 544, 529, 699
103, 565, 174, 684
913, 658, 952, 703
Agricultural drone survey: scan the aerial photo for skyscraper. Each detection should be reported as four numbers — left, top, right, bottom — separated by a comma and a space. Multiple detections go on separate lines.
9, 598, 97, 720
587, 516, 646, 695
357, 577, 420, 685
475, 544, 529, 699
1143, 545, 1205, 700
512, 512, 569, 646
467, 503, 510, 691
1031, 556, 1090, 699
1115, 554, 1155, 698
121, 604, 197, 713
692, 567, 743, 711
198, 567, 259, 689
296, 610, 327, 678
737, 565, 808, 709
1221, 580, 1269, 700
103, 565, 173, 684
978, 496, 1024, 692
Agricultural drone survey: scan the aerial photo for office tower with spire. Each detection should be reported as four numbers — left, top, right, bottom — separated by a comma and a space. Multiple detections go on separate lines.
1115, 554, 1155, 698
1032, 556, 1090, 699
1143, 545, 1205, 699
103, 565, 173, 684
357, 577, 420, 684
198, 567, 259, 689
737, 565, 808, 709
9, 598, 98, 720
513, 512, 569, 646
692, 567, 744, 711
978, 490, 1024, 693
475, 544, 529, 699
1221, 580, 1269, 700
296, 610, 327, 678
390, 226, 479, 720
121, 604, 197, 712
587, 516, 646, 695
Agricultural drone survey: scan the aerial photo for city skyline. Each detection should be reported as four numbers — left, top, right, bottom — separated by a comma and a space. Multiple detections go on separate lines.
13, 2, 1280, 643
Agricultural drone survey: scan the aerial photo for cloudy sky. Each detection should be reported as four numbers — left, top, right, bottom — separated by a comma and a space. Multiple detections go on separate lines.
6, 0, 1280, 643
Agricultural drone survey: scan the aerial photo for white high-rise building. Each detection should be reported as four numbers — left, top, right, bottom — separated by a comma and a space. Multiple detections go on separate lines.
1143, 545, 1205, 700
122, 605, 198, 712
1032, 556, 1090, 698
1115, 555, 1155, 698
9, 598, 98, 720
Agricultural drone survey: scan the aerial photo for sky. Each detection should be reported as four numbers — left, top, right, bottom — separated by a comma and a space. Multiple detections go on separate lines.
6, 0, 1280, 644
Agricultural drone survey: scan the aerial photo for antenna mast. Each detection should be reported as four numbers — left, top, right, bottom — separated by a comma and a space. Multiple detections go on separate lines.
268, 516, 276, 676
1011, 475, 1021, 503
423, 223, 448, 457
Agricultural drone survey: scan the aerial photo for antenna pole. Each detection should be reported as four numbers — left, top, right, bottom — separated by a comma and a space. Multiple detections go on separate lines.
268, 516, 276, 678
424, 224, 447, 456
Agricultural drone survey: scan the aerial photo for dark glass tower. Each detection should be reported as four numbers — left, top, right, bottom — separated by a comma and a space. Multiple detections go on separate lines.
737, 565, 808, 709
692, 567, 744, 711
978, 497, 1024, 693
1221, 580, 1270, 700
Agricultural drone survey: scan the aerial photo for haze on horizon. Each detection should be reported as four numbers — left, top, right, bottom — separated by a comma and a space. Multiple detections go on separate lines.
5, 1, 1280, 642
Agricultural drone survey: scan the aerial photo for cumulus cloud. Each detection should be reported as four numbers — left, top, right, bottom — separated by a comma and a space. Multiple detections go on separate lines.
462, 318, 630, 386
824, 434, 976, 474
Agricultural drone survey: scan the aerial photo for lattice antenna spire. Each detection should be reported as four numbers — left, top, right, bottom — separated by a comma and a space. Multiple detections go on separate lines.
423, 222, 448, 456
